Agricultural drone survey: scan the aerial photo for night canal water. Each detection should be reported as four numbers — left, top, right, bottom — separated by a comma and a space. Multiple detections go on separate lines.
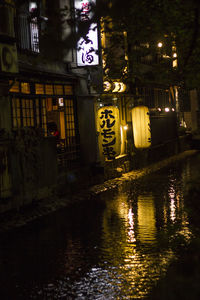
0, 154, 200, 299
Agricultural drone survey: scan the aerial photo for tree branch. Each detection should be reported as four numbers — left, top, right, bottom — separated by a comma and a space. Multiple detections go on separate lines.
183, 6, 199, 68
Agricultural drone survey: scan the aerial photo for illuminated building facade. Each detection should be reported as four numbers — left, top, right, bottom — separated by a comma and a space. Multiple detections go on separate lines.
0, 0, 97, 208
0, 0, 186, 212
92, 17, 179, 167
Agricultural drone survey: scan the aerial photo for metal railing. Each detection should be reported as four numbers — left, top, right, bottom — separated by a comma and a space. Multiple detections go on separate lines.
16, 14, 39, 53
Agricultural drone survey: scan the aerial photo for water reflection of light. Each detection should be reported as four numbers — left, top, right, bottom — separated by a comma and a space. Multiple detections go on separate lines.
137, 194, 157, 244
168, 185, 176, 222
100, 192, 176, 298
128, 208, 136, 243
170, 199, 176, 222
163, 204, 168, 225
180, 213, 193, 242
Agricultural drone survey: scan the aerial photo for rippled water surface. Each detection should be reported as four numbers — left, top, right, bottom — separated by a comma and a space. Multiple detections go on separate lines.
0, 154, 199, 299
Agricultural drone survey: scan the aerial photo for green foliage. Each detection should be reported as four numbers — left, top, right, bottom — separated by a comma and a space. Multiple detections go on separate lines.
16, 0, 200, 89
97, 0, 200, 89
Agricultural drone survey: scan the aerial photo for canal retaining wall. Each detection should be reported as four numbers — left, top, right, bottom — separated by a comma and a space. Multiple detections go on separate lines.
104, 134, 192, 180
0, 133, 193, 217
0, 148, 198, 234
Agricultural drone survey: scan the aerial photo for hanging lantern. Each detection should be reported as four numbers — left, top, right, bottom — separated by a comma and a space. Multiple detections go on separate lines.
131, 105, 151, 148
97, 106, 121, 161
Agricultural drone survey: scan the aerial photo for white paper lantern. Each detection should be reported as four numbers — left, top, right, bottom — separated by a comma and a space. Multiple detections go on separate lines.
132, 105, 151, 148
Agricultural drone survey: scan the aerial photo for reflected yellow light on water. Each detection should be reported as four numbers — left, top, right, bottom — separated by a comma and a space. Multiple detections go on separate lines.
170, 199, 176, 222
128, 208, 136, 243
137, 194, 157, 244
101, 192, 176, 299
169, 186, 176, 222
163, 204, 168, 225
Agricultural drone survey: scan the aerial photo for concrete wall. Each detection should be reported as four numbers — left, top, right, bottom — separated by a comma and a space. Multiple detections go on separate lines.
0, 134, 58, 213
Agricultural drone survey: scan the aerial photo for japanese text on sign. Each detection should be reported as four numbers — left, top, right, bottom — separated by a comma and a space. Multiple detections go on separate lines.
97, 106, 121, 160
75, 0, 99, 66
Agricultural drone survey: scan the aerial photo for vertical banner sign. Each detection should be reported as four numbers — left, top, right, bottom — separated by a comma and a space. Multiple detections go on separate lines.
74, 0, 99, 66
97, 106, 121, 160
29, 2, 39, 53
131, 105, 151, 148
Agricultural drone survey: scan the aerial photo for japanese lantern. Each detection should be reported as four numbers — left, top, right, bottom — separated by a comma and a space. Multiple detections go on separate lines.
97, 106, 121, 160
131, 105, 151, 148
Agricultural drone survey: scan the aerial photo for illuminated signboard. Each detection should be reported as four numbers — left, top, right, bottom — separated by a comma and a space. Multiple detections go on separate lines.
97, 106, 121, 161
74, 0, 99, 66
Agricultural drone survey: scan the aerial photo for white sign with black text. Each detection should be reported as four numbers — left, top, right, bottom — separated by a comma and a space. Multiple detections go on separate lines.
74, 0, 99, 66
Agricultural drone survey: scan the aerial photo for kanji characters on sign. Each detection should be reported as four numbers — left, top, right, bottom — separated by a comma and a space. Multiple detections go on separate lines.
75, 0, 99, 66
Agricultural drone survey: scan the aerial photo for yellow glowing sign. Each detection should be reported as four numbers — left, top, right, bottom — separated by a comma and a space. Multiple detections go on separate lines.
132, 105, 151, 149
97, 106, 121, 160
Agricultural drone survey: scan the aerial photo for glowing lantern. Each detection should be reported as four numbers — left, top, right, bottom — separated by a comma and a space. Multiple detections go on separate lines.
131, 105, 151, 148
97, 106, 121, 161
103, 81, 112, 92
112, 82, 127, 93
112, 82, 121, 92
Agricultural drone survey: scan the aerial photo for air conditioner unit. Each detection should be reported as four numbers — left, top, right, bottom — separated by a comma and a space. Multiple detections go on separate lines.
0, 43, 18, 73
0, 3, 15, 37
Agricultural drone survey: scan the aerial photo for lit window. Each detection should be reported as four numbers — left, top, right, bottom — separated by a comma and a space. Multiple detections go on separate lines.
46, 98, 52, 111
65, 99, 76, 147
45, 84, 53, 95
54, 85, 63, 95
12, 98, 34, 128
12, 98, 21, 128
64, 85, 73, 95
41, 98, 47, 136
9, 81, 20, 93
21, 82, 30, 94
35, 83, 44, 94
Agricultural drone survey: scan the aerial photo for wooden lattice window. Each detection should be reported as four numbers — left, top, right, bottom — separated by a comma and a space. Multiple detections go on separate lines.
35, 83, 44, 94
65, 99, 76, 147
21, 98, 34, 127
12, 97, 21, 128
21, 82, 30, 94
45, 84, 53, 95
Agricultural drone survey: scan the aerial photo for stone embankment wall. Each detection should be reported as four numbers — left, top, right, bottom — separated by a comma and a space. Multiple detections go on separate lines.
0, 133, 192, 215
